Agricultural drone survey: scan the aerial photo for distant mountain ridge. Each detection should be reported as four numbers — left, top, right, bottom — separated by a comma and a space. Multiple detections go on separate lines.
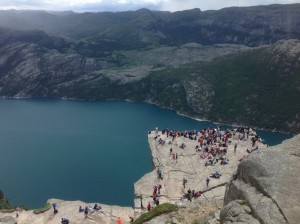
0, 4, 299, 49
0, 4, 299, 133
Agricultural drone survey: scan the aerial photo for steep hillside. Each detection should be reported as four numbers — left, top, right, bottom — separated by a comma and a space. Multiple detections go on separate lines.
0, 27, 298, 133
131, 39, 300, 133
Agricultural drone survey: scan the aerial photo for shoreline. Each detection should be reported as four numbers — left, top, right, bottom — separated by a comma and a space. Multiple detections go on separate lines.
0, 96, 293, 135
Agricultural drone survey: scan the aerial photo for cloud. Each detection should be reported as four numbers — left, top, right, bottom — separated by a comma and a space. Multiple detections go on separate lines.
160, 0, 300, 11
0, 0, 299, 11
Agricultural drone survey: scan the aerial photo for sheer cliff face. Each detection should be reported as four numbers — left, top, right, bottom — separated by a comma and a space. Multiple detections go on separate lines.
221, 134, 300, 224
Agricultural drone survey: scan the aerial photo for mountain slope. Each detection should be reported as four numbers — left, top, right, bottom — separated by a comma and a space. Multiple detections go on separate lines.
0, 28, 298, 132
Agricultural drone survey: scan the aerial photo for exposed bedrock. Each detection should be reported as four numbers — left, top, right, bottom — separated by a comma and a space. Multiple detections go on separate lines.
221, 134, 300, 224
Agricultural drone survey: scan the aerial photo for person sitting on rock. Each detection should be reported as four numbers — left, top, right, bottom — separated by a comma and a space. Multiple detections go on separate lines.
195, 191, 202, 197
205, 159, 216, 166
221, 158, 229, 165
61, 218, 69, 224
211, 171, 222, 178
93, 204, 101, 211
179, 143, 186, 149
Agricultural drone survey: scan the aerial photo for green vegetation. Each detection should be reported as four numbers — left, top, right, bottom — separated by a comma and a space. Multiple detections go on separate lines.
203, 48, 300, 132
132, 203, 178, 224
238, 200, 250, 206
129, 44, 300, 133
0, 190, 11, 210
0, 208, 15, 213
50, 42, 300, 133
33, 203, 51, 214
0, 190, 30, 212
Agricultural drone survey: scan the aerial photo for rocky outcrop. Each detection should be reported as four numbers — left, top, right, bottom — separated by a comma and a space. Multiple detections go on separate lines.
220, 200, 260, 224
134, 130, 267, 212
0, 199, 134, 224
221, 134, 300, 224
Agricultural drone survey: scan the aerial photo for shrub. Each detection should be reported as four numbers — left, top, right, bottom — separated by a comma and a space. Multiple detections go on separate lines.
132, 203, 178, 224
0, 208, 15, 213
33, 203, 51, 214
238, 200, 249, 206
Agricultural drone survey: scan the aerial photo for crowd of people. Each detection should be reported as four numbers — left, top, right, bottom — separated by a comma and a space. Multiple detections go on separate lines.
150, 126, 265, 203
145, 183, 162, 212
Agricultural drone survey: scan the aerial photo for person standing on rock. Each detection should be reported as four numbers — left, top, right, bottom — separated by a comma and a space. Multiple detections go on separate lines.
15, 206, 20, 218
84, 206, 88, 218
157, 167, 163, 179
129, 216, 134, 223
52, 203, 58, 214
234, 143, 237, 153
147, 202, 152, 211
117, 217, 122, 224
206, 177, 210, 187
183, 178, 187, 189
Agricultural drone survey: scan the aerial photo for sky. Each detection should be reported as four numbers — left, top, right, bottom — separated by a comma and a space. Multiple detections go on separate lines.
0, 0, 299, 12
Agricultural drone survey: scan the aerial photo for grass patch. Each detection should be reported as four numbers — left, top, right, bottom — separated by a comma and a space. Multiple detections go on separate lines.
33, 203, 51, 214
132, 203, 178, 224
0, 208, 15, 213
0, 198, 11, 210
238, 200, 249, 206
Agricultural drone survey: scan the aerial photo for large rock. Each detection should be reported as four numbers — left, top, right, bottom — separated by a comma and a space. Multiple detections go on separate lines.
220, 200, 260, 224
221, 134, 300, 224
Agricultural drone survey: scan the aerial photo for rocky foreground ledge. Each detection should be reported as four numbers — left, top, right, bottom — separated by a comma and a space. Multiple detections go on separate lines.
0, 128, 269, 224
221, 134, 300, 224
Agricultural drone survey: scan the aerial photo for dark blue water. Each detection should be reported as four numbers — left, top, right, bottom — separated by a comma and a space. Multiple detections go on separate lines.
0, 99, 291, 208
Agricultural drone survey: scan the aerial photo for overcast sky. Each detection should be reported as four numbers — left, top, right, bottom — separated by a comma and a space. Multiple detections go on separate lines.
0, 0, 299, 12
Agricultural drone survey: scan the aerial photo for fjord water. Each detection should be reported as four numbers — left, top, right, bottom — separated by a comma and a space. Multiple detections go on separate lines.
0, 99, 290, 208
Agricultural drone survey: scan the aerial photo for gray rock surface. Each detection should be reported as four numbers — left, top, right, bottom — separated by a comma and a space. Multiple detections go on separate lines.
220, 200, 260, 224
221, 134, 300, 224
0, 199, 134, 224
0, 216, 15, 224
135, 130, 266, 212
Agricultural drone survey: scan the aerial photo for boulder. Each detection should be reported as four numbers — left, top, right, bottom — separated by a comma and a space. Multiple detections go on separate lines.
221, 134, 300, 224
220, 200, 260, 224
